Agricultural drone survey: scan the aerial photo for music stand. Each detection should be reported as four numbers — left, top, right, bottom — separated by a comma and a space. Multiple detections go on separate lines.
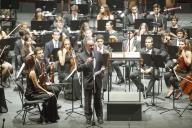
0, 0, 19, 9
167, 45, 179, 59
134, 19, 153, 31
142, 54, 168, 112
65, 68, 84, 120
71, 3, 89, 15
141, 35, 162, 49
35, 0, 57, 11
97, 20, 116, 31
0, 37, 17, 51
106, 0, 124, 11
93, 31, 109, 43
105, 42, 122, 52
70, 20, 88, 31
170, 28, 177, 35
31, 21, 52, 31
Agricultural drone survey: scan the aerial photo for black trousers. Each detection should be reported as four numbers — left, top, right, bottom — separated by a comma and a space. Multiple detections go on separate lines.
84, 87, 103, 120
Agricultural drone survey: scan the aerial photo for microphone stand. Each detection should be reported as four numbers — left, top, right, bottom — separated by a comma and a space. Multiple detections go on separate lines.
2, 118, 5, 128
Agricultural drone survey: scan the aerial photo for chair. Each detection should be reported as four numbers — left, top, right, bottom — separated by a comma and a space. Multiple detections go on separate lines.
14, 80, 44, 125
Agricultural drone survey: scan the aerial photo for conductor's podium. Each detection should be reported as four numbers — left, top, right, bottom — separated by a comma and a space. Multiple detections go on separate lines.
105, 52, 142, 121
104, 92, 143, 121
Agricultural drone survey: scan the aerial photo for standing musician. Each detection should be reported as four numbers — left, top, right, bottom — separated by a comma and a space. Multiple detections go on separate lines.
77, 37, 104, 124
57, 38, 81, 100
24, 54, 59, 123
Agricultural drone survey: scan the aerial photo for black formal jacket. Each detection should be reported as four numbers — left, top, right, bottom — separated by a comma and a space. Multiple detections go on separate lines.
77, 50, 104, 90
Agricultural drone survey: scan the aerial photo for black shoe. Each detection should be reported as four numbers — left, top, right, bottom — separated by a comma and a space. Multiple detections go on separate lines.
117, 79, 124, 84
98, 117, 104, 124
86, 119, 91, 124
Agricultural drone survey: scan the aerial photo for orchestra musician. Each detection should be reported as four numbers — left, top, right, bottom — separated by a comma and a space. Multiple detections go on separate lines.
171, 28, 188, 46
0, 47, 13, 88
146, 3, 167, 31
124, 4, 144, 28
0, 26, 7, 40
24, 54, 59, 123
57, 38, 81, 100
96, 4, 114, 20
95, 34, 110, 91
164, 39, 191, 99
77, 37, 104, 124
34, 47, 62, 107
105, 21, 119, 43
130, 36, 162, 98
44, 30, 62, 66
32, 8, 46, 21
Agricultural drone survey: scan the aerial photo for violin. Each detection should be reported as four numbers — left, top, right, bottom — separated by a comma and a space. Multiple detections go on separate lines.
39, 62, 48, 90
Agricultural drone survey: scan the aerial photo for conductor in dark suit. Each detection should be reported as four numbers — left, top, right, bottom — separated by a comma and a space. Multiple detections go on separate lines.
77, 37, 104, 124
130, 36, 161, 98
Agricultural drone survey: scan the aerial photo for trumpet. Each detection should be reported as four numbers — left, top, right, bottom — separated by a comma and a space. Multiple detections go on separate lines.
164, 6, 182, 12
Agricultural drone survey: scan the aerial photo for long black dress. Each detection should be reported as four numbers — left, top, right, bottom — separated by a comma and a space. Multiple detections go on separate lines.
25, 76, 59, 123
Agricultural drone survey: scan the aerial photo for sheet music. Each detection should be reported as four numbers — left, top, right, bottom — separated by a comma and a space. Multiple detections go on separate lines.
111, 52, 140, 59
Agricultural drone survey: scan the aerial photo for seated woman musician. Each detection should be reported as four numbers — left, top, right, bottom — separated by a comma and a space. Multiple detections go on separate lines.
57, 38, 81, 100
96, 4, 114, 20
0, 47, 13, 88
24, 54, 59, 123
105, 21, 119, 43
164, 39, 192, 99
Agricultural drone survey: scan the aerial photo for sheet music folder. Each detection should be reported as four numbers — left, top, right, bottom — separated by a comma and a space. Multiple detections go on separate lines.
141, 54, 165, 68
70, 20, 87, 31
97, 20, 115, 31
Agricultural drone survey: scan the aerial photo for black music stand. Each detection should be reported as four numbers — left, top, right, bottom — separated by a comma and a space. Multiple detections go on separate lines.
70, 20, 88, 31
35, 0, 57, 12
97, 20, 116, 31
134, 19, 153, 31
142, 54, 168, 112
0, 0, 19, 9
106, 0, 124, 12
71, 3, 89, 15
105, 42, 122, 52
65, 68, 84, 120
31, 21, 52, 31
0, 37, 17, 51
167, 45, 179, 59
141, 35, 162, 49
93, 31, 109, 43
